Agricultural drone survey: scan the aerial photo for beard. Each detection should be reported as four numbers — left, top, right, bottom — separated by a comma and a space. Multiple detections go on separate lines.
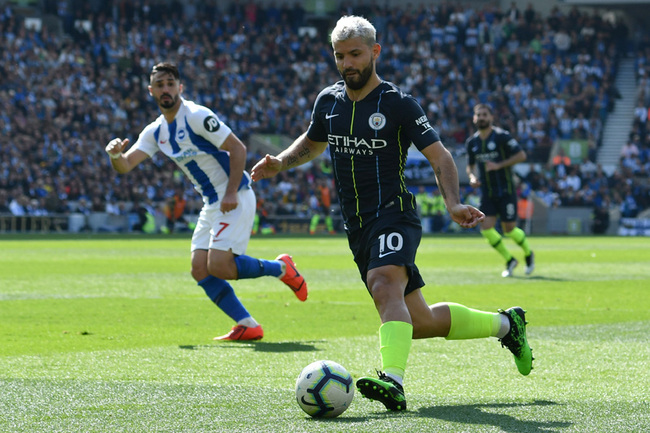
475, 119, 491, 130
340, 59, 374, 90
157, 94, 178, 109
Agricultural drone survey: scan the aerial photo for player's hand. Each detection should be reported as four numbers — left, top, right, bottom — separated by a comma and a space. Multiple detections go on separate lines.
468, 174, 481, 188
106, 138, 130, 159
448, 204, 485, 229
251, 154, 282, 181
485, 161, 500, 172
220, 191, 238, 213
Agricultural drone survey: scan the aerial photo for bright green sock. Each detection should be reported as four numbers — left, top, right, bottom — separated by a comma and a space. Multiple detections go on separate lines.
309, 214, 319, 232
505, 227, 531, 256
481, 228, 513, 261
445, 303, 501, 340
325, 215, 333, 232
379, 321, 413, 380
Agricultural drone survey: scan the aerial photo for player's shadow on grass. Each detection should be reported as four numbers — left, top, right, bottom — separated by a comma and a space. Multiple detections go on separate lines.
296, 400, 571, 428
179, 341, 322, 353
416, 400, 571, 432
517, 275, 569, 282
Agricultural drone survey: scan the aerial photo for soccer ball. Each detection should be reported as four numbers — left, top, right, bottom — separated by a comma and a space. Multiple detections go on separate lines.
295, 360, 354, 418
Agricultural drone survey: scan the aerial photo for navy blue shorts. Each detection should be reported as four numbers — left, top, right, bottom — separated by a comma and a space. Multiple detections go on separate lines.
347, 210, 425, 296
480, 193, 518, 222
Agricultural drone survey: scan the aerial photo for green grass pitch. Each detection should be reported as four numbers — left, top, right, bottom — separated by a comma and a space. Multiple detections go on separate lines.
1, 235, 649, 432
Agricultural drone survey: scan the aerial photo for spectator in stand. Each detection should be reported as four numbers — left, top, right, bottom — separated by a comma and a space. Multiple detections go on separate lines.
592, 199, 610, 234
308, 178, 335, 235
9, 195, 29, 216
415, 185, 435, 233
621, 137, 640, 159
552, 148, 572, 178
0, 190, 10, 213
517, 187, 534, 233
537, 184, 560, 208
565, 167, 583, 193
0, 1, 648, 222
633, 99, 648, 131
161, 186, 194, 234
620, 185, 639, 218
131, 202, 156, 234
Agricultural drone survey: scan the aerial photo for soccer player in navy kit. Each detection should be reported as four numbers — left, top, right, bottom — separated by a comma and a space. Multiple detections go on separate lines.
466, 104, 535, 277
105, 63, 307, 341
252, 17, 533, 411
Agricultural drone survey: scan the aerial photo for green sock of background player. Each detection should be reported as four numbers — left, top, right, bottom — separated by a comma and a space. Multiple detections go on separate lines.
481, 228, 513, 261
325, 215, 334, 233
252, 213, 259, 235
309, 214, 319, 233
505, 227, 532, 256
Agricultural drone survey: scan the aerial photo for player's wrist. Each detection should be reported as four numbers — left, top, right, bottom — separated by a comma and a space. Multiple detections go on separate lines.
108, 152, 121, 160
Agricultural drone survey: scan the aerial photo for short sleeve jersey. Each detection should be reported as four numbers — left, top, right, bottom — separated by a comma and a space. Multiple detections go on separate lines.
307, 80, 440, 232
133, 99, 251, 206
465, 127, 522, 199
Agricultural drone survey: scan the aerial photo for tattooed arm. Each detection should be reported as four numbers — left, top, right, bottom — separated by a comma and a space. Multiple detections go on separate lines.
421, 141, 485, 229
251, 132, 328, 181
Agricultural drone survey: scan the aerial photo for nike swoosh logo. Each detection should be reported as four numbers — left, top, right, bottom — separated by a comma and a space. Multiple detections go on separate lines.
378, 251, 396, 258
325, 113, 339, 119
160, 140, 167, 144
287, 261, 300, 277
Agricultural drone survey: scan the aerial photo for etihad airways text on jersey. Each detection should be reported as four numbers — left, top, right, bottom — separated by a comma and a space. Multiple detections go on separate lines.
327, 135, 388, 155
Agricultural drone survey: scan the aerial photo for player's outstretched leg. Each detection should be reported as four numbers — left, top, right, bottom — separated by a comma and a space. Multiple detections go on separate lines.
276, 254, 308, 301
214, 324, 264, 341
233, 254, 308, 301
356, 371, 407, 411
499, 307, 533, 375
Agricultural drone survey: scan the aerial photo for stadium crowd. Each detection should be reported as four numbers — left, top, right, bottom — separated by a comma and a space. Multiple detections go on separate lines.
1, 0, 649, 229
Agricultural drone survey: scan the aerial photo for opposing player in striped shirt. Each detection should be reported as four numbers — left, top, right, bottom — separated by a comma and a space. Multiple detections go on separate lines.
106, 62, 307, 341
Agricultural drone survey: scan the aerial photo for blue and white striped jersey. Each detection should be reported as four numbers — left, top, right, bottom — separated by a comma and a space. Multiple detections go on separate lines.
133, 98, 251, 206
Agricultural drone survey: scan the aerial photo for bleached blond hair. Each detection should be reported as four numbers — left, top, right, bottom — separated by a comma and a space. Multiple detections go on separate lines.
330, 15, 376, 47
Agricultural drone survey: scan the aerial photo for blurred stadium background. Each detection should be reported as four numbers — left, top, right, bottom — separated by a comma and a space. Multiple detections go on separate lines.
1, 0, 650, 236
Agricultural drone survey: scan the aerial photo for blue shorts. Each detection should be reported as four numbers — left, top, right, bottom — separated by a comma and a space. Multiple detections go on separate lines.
347, 210, 425, 296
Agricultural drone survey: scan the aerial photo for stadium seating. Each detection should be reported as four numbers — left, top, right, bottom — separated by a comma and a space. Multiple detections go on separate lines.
0, 1, 648, 229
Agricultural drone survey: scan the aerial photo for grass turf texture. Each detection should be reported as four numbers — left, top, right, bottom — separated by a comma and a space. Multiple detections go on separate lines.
1, 235, 648, 432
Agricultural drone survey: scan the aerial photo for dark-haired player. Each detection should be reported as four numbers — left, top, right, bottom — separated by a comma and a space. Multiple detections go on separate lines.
466, 104, 535, 277
105, 62, 307, 341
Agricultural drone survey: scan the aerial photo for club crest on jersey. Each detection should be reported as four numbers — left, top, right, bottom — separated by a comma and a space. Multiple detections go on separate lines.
488, 141, 496, 151
369, 113, 386, 130
177, 129, 186, 140
204, 116, 220, 132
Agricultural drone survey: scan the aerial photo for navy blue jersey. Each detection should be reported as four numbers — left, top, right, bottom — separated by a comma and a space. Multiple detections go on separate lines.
465, 127, 522, 198
307, 81, 440, 232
